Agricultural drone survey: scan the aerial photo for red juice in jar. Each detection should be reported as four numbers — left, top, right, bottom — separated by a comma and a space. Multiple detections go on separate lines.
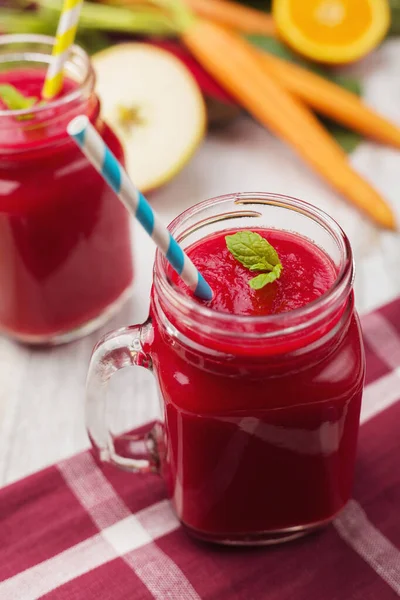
0, 36, 133, 343
145, 195, 365, 544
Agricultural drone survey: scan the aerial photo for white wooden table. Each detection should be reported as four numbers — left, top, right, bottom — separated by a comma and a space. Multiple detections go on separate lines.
1, 38, 400, 488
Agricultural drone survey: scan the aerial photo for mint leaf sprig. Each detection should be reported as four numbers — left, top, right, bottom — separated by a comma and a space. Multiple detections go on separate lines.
225, 230, 283, 290
0, 84, 39, 120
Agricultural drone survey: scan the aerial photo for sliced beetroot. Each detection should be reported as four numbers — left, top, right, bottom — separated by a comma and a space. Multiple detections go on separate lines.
151, 40, 236, 106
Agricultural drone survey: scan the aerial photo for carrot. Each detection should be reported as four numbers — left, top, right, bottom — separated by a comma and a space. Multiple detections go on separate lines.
256, 49, 400, 150
184, 0, 276, 35
182, 20, 395, 229
107, 0, 276, 35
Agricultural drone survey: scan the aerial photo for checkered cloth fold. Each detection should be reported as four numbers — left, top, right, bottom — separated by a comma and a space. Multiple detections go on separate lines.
1, 299, 400, 599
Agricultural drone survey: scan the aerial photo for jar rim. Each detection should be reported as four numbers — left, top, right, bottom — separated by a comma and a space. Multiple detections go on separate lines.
154, 192, 354, 340
0, 33, 95, 119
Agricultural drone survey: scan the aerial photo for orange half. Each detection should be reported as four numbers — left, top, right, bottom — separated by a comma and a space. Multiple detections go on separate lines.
273, 0, 391, 64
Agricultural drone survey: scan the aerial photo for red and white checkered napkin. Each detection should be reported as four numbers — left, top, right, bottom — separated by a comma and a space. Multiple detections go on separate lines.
1, 299, 400, 600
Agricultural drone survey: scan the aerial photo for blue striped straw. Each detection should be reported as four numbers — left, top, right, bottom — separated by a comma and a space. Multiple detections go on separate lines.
67, 115, 212, 301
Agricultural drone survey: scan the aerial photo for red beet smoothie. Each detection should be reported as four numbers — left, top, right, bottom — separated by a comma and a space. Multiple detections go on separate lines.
173, 228, 337, 316
149, 228, 364, 540
0, 69, 133, 340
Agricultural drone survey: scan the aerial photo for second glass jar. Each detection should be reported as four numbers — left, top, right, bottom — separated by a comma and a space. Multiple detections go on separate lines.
0, 35, 133, 344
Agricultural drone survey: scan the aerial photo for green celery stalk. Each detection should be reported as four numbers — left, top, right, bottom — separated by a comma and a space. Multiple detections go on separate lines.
1, 10, 56, 34
36, 0, 178, 35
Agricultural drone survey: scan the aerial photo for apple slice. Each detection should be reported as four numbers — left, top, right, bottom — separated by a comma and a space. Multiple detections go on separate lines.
93, 43, 206, 193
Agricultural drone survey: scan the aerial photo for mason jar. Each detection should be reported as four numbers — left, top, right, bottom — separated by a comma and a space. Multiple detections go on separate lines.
0, 34, 133, 344
86, 193, 365, 545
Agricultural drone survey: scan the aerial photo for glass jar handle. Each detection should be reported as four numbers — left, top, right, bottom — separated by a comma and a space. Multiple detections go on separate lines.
86, 320, 160, 473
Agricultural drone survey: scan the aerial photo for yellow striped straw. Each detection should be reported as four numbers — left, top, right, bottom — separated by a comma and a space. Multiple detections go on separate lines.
42, 0, 83, 99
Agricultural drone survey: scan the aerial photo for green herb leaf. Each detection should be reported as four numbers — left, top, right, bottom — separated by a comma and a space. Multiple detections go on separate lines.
225, 230, 282, 289
250, 264, 282, 289
246, 34, 363, 153
389, 0, 400, 34
323, 121, 362, 153
249, 261, 273, 271
0, 84, 38, 112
